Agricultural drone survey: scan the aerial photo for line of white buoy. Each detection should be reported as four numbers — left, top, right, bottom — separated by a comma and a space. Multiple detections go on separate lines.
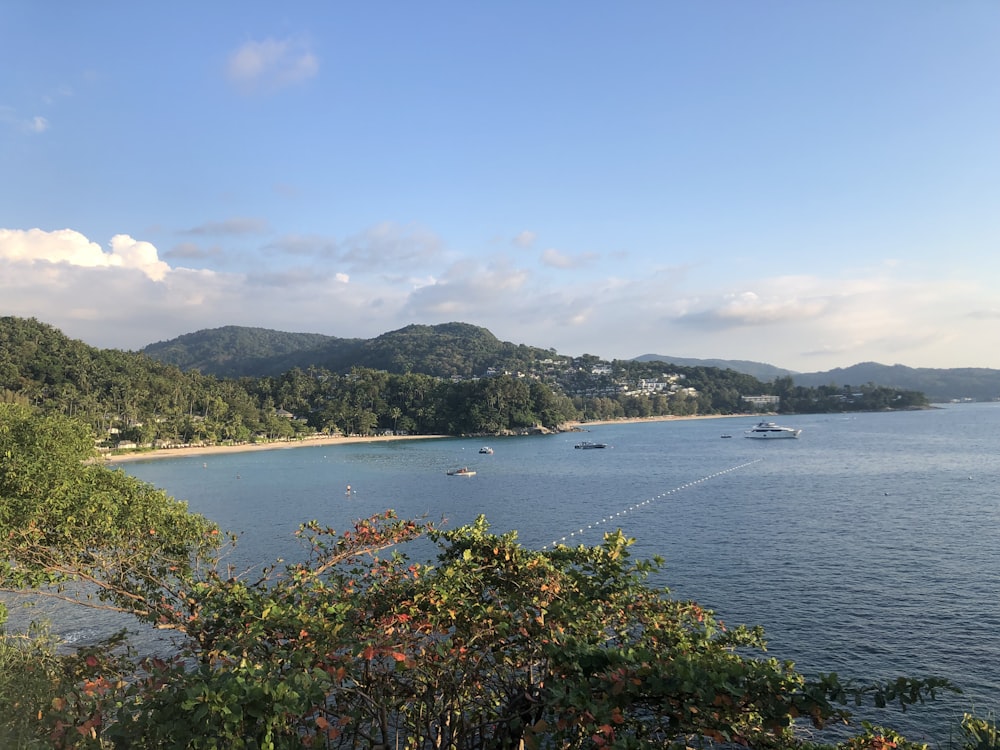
541, 458, 763, 549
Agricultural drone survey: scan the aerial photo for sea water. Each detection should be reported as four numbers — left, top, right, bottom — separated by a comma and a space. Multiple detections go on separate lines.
6, 404, 999, 744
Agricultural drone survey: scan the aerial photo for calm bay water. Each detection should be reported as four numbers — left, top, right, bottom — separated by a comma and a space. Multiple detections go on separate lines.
8, 404, 1000, 743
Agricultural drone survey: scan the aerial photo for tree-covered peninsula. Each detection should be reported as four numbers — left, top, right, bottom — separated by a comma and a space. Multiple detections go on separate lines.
1, 316, 928, 456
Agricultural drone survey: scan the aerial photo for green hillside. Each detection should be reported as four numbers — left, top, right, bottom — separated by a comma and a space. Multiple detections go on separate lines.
141, 326, 358, 378
142, 322, 555, 379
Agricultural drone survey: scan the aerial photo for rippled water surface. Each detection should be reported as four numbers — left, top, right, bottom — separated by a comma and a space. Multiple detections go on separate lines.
8, 404, 1000, 743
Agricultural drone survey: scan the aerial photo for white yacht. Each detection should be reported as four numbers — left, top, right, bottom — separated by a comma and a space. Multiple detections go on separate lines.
744, 421, 801, 439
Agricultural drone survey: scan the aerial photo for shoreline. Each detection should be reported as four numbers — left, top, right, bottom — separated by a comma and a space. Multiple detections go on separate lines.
567, 413, 737, 428
102, 433, 449, 463
102, 413, 746, 464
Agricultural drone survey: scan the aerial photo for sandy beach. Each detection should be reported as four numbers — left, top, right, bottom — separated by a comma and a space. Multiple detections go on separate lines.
102, 413, 745, 464
102, 433, 449, 463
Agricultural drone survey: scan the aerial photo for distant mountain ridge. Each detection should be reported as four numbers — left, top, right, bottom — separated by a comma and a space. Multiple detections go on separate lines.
791, 362, 1000, 403
141, 325, 1000, 403
634, 354, 1000, 403
632, 354, 796, 382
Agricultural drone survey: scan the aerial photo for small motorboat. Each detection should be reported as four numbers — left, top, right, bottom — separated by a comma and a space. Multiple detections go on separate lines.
479, 446, 494, 454
447, 467, 476, 476
575, 441, 607, 449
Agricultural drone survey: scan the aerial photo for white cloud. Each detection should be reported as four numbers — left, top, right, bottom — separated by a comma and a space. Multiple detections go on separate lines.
0, 108, 49, 134
404, 259, 530, 321
709, 289, 828, 325
968, 308, 1000, 320
540, 248, 573, 269
41, 85, 74, 105
341, 222, 445, 272
0, 228, 169, 281
26, 116, 49, 133
654, 272, 993, 369
226, 37, 318, 94
263, 224, 445, 274
408, 274, 437, 289
513, 230, 536, 248
540, 247, 597, 270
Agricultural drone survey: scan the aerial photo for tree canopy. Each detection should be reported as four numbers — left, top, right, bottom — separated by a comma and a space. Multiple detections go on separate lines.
0, 403, 222, 626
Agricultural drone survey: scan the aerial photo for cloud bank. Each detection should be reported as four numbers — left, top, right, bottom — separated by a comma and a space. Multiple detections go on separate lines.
1, 227, 995, 370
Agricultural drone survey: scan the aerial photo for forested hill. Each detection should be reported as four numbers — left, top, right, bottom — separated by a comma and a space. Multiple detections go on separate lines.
143, 322, 556, 379
141, 326, 358, 378
326, 323, 556, 378
0, 316, 584, 441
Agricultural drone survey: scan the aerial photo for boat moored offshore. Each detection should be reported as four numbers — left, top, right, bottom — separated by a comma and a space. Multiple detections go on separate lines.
744, 421, 801, 439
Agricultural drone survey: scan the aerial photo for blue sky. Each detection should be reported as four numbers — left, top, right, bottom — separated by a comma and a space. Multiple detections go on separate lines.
2, 2, 998, 371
